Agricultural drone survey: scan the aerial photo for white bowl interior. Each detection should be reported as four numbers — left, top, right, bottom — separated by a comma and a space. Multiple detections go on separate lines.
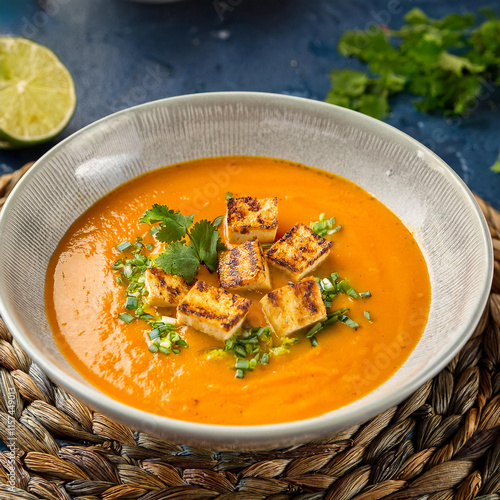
0, 93, 492, 449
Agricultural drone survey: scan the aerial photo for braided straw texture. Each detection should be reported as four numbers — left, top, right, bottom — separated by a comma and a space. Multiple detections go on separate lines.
0, 165, 499, 500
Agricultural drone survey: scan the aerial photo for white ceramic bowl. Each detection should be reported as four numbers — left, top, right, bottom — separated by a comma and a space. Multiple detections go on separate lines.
0, 92, 493, 449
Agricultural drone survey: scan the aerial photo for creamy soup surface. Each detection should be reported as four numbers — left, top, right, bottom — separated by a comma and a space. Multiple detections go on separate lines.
46, 156, 431, 425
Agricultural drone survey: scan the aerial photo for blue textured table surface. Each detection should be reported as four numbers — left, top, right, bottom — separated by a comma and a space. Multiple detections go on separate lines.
1, 0, 500, 209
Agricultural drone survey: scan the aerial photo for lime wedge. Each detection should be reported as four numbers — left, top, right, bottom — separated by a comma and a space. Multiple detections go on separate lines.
0, 37, 76, 148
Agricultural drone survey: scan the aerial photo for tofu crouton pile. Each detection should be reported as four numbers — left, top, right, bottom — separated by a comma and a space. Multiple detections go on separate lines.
143, 195, 332, 341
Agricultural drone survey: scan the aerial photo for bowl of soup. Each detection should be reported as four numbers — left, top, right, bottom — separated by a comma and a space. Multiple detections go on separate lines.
0, 92, 493, 449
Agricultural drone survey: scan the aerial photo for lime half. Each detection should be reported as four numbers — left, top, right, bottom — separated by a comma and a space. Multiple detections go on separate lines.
0, 37, 76, 148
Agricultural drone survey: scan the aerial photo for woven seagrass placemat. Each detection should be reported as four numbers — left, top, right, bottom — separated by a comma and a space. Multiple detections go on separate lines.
0, 163, 499, 500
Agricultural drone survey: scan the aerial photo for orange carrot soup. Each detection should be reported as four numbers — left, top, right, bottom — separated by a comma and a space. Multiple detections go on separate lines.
46, 156, 431, 425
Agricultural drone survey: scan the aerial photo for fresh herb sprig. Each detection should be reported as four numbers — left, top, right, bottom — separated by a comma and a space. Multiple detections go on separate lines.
311, 213, 341, 237
140, 204, 225, 282
326, 7, 500, 120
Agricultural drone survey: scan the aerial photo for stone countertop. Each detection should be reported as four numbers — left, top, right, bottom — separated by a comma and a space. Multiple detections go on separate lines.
1, 0, 499, 208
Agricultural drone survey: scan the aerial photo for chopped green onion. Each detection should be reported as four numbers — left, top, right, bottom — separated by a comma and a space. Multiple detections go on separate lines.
172, 349, 180, 354
123, 265, 133, 278
321, 278, 335, 291
116, 241, 132, 252
324, 315, 339, 326
330, 272, 339, 281
329, 307, 349, 317
235, 345, 247, 358
235, 359, 250, 370
148, 344, 158, 353
311, 214, 337, 237
125, 296, 138, 310
159, 346, 170, 355
235, 369, 245, 379
149, 328, 160, 340
146, 243, 153, 251
360, 291, 372, 298
213, 215, 224, 227
149, 227, 159, 236
118, 313, 134, 324
339, 315, 359, 329
225, 192, 233, 201
310, 337, 319, 347
364, 311, 373, 324
340, 280, 359, 299
260, 353, 270, 365
306, 322, 323, 338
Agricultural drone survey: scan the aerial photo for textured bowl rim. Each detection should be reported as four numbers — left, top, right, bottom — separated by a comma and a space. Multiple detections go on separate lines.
0, 92, 494, 448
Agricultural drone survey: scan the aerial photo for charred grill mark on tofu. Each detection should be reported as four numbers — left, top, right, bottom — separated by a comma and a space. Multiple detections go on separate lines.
145, 267, 192, 307
176, 303, 248, 331
260, 277, 327, 336
226, 197, 278, 229
266, 223, 332, 276
266, 290, 278, 307
149, 267, 167, 287
299, 279, 319, 313
217, 238, 271, 291
177, 281, 252, 337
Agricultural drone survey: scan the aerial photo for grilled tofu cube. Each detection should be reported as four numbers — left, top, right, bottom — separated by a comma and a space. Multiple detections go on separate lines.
177, 281, 252, 341
266, 223, 332, 281
218, 237, 272, 292
144, 267, 192, 308
225, 196, 278, 244
260, 277, 327, 336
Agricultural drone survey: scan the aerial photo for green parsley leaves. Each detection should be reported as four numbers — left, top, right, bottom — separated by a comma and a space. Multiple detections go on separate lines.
140, 205, 224, 281
327, 8, 500, 120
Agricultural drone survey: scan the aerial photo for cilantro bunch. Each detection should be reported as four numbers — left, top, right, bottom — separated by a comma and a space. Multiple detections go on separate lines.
326, 7, 500, 120
140, 204, 224, 281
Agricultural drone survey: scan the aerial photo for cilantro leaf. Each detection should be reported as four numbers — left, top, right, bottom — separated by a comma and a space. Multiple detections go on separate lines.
140, 204, 194, 244
354, 94, 389, 120
188, 220, 220, 272
156, 212, 195, 243
154, 242, 199, 282
327, 5, 500, 130
140, 204, 176, 224
330, 69, 368, 97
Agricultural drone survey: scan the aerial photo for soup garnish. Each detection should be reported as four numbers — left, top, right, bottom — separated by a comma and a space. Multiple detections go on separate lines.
111, 195, 371, 378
